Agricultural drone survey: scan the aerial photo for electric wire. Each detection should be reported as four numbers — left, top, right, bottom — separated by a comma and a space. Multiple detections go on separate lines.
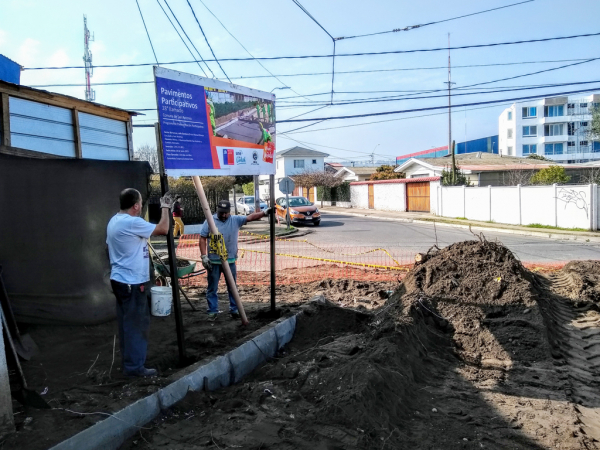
335, 0, 534, 40
156, 0, 207, 77
276, 85, 600, 123
163, 0, 214, 77
135, 0, 159, 64
23, 32, 600, 70
195, 0, 311, 101
184, 0, 231, 81
27, 58, 600, 88
291, 0, 336, 104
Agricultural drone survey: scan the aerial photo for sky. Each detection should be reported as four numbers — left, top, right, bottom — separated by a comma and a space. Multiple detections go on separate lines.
2, 0, 600, 164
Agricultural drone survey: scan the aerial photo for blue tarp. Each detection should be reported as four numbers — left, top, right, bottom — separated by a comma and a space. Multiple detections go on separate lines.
0, 54, 21, 85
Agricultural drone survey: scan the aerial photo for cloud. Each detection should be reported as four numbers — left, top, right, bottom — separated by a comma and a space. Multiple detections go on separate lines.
47, 49, 70, 68
0, 29, 7, 47
17, 38, 40, 67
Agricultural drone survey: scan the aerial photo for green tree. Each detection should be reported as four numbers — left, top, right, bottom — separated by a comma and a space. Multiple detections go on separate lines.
530, 165, 571, 185
526, 154, 551, 161
441, 166, 471, 186
242, 182, 254, 196
589, 104, 600, 141
369, 165, 405, 181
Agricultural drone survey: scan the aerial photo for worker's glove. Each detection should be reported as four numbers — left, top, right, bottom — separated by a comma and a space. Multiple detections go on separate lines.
263, 207, 273, 216
160, 192, 174, 209
201, 255, 212, 272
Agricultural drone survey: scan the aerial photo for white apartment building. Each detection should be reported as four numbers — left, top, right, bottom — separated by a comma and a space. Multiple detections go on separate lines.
499, 94, 600, 163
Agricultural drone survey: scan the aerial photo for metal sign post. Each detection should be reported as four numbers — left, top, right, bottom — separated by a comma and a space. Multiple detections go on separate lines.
279, 177, 295, 230
269, 175, 276, 313
155, 123, 186, 364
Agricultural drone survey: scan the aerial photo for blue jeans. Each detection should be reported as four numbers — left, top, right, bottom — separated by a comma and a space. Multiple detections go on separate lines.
206, 262, 238, 314
111, 280, 150, 373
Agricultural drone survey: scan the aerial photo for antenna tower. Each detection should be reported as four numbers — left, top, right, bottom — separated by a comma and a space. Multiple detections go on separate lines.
83, 15, 95, 102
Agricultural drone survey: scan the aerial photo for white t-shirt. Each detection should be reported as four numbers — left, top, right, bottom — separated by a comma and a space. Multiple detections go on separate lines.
106, 213, 156, 284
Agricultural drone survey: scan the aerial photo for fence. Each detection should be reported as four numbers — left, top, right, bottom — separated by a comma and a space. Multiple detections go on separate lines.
148, 190, 230, 224
436, 183, 599, 230
176, 232, 413, 286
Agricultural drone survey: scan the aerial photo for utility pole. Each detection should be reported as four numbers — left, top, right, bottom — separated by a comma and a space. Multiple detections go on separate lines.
83, 15, 95, 102
444, 33, 455, 160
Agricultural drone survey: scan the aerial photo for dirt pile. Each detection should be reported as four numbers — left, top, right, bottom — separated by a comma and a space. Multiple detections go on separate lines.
547, 260, 600, 304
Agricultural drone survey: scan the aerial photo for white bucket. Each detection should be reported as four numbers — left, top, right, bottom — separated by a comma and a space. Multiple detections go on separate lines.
150, 286, 172, 317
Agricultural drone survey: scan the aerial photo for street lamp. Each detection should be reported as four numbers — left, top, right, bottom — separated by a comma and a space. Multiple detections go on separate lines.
271, 87, 292, 93
371, 144, 380, 165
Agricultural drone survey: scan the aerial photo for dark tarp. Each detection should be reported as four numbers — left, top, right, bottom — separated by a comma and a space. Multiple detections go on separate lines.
0, 153, 152, 325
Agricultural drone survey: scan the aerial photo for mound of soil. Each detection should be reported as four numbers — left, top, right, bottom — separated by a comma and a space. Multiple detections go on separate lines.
549, 260, 600, 304
123, 240, 596, 449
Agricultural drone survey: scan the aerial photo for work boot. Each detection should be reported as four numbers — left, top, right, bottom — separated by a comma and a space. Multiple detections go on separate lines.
207, 312, 218, 321
124, 367, 157, 377
230, 311, 240, 320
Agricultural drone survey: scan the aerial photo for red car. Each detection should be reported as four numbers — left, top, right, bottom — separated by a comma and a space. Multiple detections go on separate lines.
275, 196, 321, 226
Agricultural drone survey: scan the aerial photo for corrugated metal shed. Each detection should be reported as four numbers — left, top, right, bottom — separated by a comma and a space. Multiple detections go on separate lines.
79, 112, 128, 160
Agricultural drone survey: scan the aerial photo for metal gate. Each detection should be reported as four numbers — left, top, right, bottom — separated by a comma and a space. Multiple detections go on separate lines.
406, 182, 430, 212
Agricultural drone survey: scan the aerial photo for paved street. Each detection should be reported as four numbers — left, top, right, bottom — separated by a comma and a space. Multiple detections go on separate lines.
307, 212, 600, 264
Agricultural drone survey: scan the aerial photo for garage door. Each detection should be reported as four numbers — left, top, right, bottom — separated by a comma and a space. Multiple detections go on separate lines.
406, 182, 430, 212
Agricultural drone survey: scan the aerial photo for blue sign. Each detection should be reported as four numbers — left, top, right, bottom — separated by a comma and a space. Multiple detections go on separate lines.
155, 76, 215, 171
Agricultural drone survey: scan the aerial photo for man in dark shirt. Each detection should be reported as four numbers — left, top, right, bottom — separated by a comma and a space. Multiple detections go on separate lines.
172, 196, 184, 237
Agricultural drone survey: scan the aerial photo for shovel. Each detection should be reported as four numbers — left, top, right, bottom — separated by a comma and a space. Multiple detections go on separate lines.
0, 267, 38, 361
1, 307, 50, 409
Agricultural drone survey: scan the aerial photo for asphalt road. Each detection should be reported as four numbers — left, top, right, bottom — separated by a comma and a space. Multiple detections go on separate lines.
307, 212, 600, 264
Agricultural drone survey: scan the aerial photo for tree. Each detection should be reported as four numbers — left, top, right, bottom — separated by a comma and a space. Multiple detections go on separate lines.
588, 104, 600, 141
526, 154, 552, 161
502, 169, 536, 186
310, 171, 344, 206
134, 144, 159, 173
242, 182, 254, 196
580, 166, 600, 185
369, 165, 405, 181
441, 166, 471, 186
530, 165, 571, 185
291, 170, 318, 200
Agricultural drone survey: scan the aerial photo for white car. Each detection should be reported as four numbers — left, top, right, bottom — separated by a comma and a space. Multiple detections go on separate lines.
236, 196, 268, 215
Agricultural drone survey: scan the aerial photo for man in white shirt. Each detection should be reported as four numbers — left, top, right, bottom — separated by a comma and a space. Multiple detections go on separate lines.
106, 188, 171, 377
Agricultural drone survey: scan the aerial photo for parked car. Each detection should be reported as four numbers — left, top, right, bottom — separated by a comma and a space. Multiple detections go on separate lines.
236, 196, 268, 215
275, 196, 321, 226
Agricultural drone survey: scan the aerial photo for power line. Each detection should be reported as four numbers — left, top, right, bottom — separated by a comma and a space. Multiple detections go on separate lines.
276, 85, 600, 123
184, 0, 231, 81
25, 31, 600, 70
135, 0, 159, 64
163, 0, 214, 77
27, 58, 600, 89
291, 0, 336, 104
156, 0, 207, 77
195, 0, 311, 101
335, 0, 534, 40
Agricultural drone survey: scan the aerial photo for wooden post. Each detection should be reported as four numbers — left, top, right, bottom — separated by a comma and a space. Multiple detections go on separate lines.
192, 176, 249, 325
72, 109, 82, 159
0, 93, 10, 147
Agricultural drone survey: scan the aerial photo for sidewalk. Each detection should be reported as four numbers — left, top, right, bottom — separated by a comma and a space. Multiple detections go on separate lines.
319, 206, 600, 243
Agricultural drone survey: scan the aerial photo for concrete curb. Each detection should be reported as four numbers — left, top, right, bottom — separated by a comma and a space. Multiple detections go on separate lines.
320, 210, 600, 243
49, 314, 298, 450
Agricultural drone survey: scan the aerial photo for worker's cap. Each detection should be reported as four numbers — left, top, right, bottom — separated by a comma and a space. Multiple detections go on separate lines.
217, 200, 231, 213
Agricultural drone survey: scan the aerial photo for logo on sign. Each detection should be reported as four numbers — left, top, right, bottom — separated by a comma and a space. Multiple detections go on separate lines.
235, 150, 246, 164
222, 149, 234, 165
251, 150, 259, 165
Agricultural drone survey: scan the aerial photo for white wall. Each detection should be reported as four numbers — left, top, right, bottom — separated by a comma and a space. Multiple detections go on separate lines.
373, 183, 406, 211
351, 184, 369, 209
320, 201, 352, 208
430, 180, 440, 214
403, 163, 437, 178
437, 184, 599, 230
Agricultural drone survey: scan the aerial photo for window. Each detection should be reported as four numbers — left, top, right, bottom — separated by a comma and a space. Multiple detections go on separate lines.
522, 125, 537, 136
545, 143, 564, 155
581, 103, 588, 108
568, 103, 575, 109
523, 144, 537, 155
507, 146, 513, 156
507, 111, 513, 120
288, 197, 312, 207
293, 159, 304, 168
581, 121, 588, 127
544, 124, 564, 136
507, 128, 513, 138
567, 141, 576, 147
312, 159, 317, 164
567, 141, 576, 154
568, 122, 576, 136
581, 141, 589, 146
522, 106, 537, 118
594, 142, 600, 153
544, 105, 564, 117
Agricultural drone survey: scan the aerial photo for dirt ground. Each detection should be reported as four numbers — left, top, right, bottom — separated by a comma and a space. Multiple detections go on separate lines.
112, 239, 600, 450
1, 278, 395, 450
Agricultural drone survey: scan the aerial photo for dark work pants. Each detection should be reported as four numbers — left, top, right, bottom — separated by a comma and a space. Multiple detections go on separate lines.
111, 280, 151, 373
